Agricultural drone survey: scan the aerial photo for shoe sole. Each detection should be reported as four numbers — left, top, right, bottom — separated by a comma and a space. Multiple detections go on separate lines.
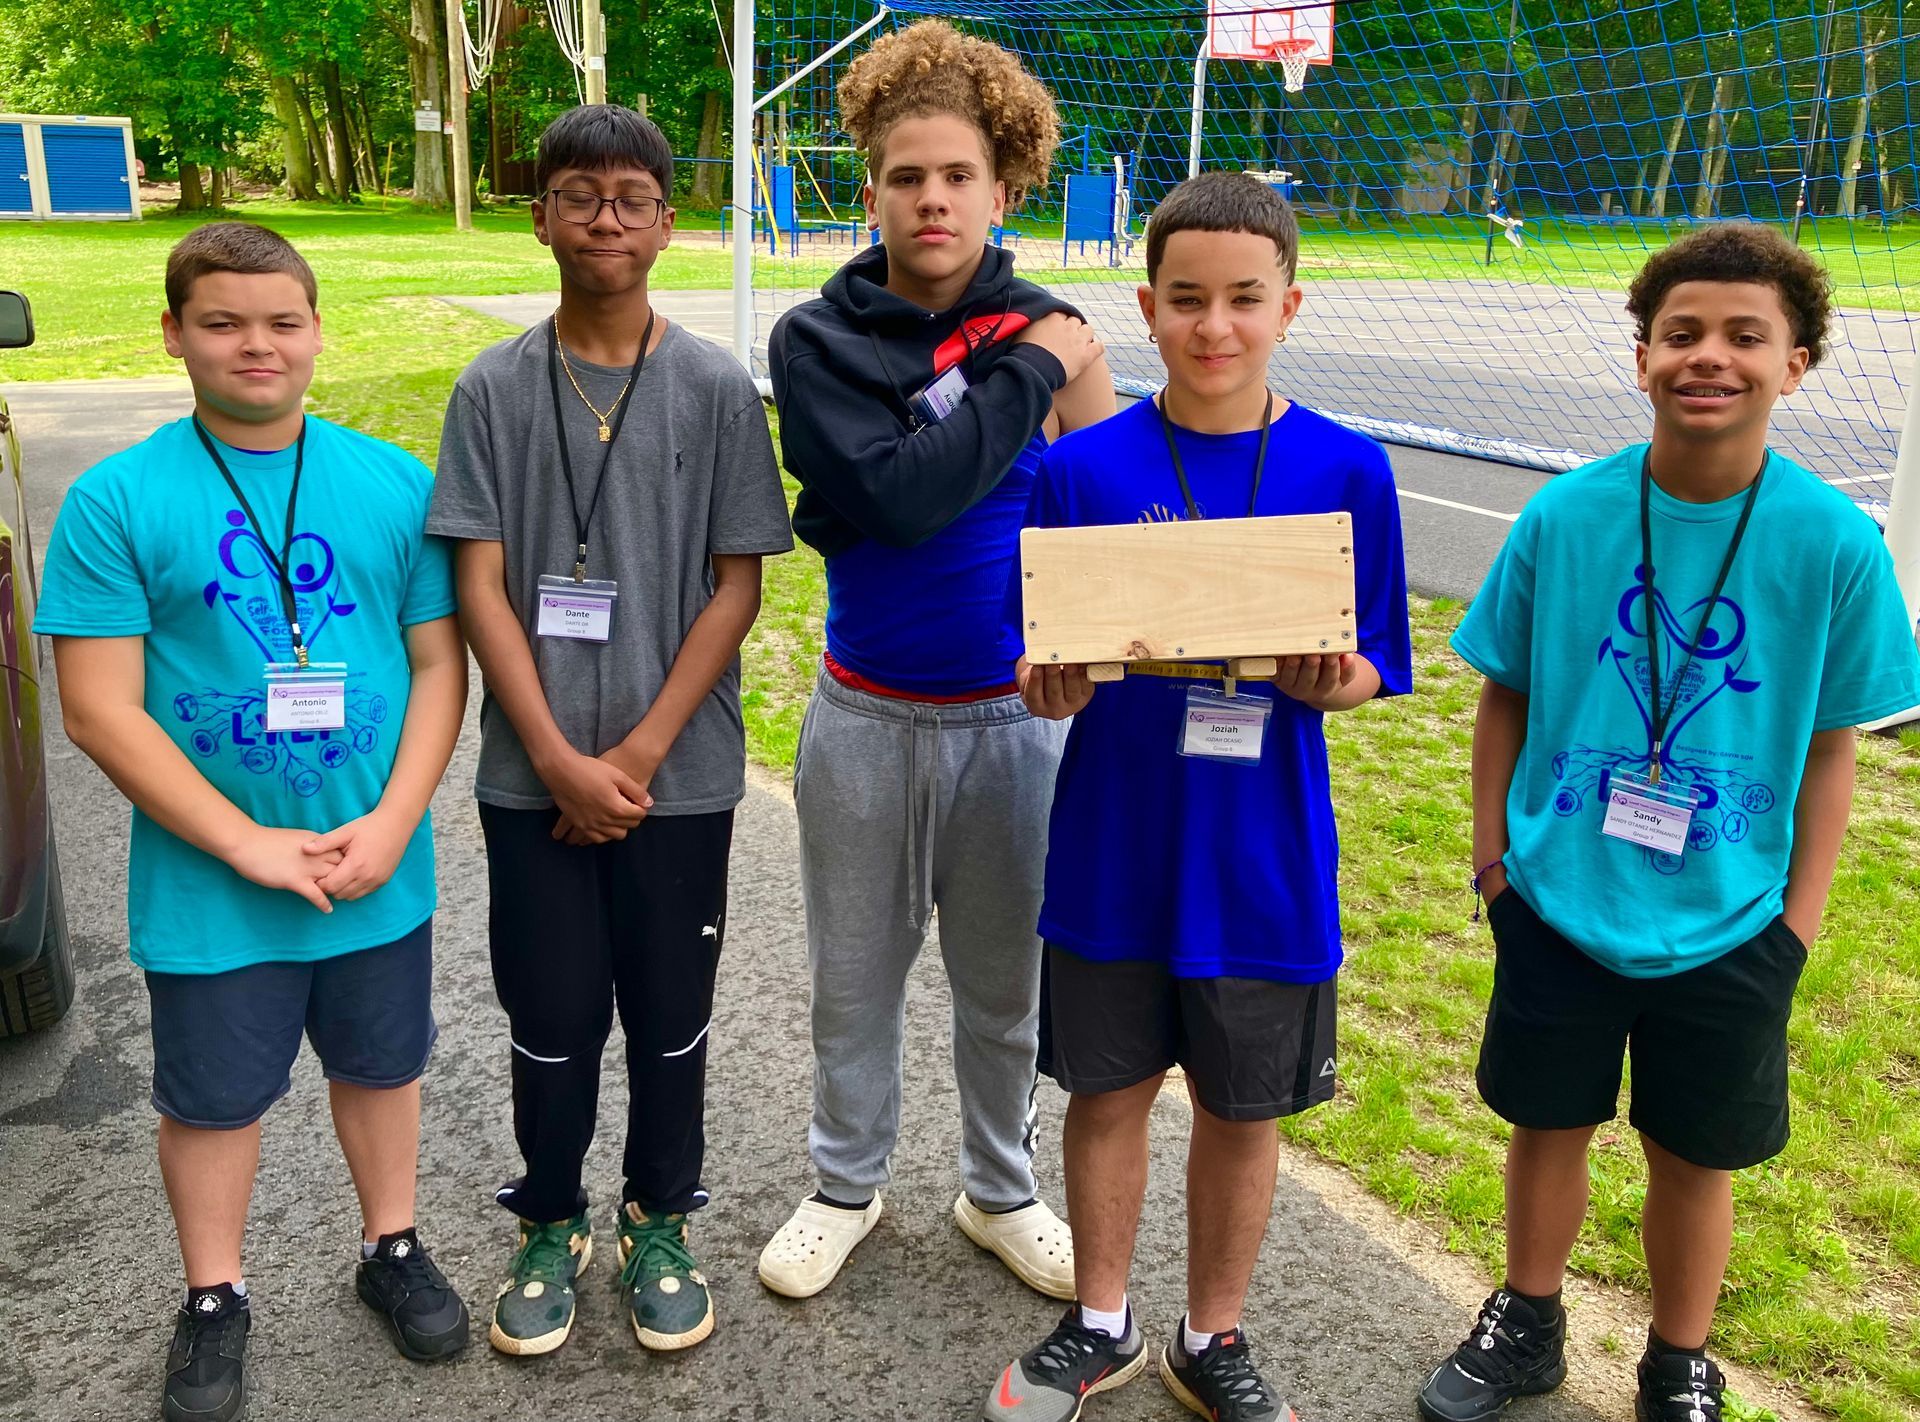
951, 1195, 1076, 1301
757, 1202, 881, 1299
1159, 1347, 1301, 1422
487, 1236, 593, 1357
1413, 1359, 1568, 1422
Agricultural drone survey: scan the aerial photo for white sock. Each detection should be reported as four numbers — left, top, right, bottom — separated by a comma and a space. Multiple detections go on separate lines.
232, 1279, 248, 1298
1184, 1315, 1229, 1357
361, 1239, 378, 1260
1079, 1298, 1128, 1339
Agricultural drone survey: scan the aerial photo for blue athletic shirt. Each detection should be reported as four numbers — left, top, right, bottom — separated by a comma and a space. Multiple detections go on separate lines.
1026, 398, 1413, 982
1452, 444, 1920, 979
34, 415, 457, 975
825, 432, 1045, 693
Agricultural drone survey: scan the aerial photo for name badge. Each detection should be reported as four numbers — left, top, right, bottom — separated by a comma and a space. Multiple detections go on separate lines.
1178, 686, 1271, 764
1600, 771, 1700, 856
536, 574, 618, 643
911, 365, 970, 424
263, 662, 349, 732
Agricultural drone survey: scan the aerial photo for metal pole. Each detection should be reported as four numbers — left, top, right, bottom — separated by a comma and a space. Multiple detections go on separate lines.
1188, 43, 1209, 179
1482, 0, 1522, 266
1790, 0, 1839, 244
1887, 349, 1920, 638
754, 7, 890, 114
445, 0, 474, 229
731, 0, 754, 373
583, 0, 607, 105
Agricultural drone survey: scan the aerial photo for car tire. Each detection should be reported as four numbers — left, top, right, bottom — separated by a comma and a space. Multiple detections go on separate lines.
0, 841, 74, 1037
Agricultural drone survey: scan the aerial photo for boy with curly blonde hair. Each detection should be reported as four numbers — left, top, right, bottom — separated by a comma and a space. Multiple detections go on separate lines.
759, 19, 1115, 1303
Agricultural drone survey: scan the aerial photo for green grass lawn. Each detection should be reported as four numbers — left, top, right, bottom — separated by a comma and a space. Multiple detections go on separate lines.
8, 195, 1920, 1419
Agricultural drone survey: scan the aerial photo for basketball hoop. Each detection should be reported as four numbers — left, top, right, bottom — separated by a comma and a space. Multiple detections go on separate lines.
1267, 38, 1317, 94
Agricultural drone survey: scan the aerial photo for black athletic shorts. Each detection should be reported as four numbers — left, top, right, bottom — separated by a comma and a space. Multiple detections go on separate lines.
1037, 943, 1338, 1122
1475, 888, 1807, 1170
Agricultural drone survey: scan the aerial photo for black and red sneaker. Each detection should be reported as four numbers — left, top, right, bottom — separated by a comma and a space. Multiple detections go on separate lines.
982, 1305, 1148, 1422
1159, 1318, 1296, 1422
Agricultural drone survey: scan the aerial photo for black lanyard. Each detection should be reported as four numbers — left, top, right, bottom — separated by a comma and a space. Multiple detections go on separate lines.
1154, 392, 1273, 521
548, 311, 653, 580
1639, 449, 1764, 784
193, 415, 311, 667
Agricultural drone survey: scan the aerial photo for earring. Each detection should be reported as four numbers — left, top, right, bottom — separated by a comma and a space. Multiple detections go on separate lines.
1148, 333, 1158, 344
1278, 331, 1288, 344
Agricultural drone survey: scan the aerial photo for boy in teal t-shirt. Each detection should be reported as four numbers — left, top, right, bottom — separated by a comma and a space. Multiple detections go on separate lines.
35, 223, 472, 1421
1418, 227, 1920, 1422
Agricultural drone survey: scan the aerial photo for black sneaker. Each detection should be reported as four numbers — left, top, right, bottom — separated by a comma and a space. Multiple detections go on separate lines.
163, 1286, 249, 1422
355, 1228, 470, 1361
1416, 1290, 1567, 1422
982, 1305, 1148, 1421
1635, 1350, 1726, 1422
1159, 1319, 1295, 1422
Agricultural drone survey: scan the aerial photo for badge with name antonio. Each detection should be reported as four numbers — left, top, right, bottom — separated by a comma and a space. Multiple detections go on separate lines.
263, 662, 349, 732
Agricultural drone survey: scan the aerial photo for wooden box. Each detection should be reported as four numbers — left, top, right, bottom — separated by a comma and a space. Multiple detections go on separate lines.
1019, 513, 1357, 676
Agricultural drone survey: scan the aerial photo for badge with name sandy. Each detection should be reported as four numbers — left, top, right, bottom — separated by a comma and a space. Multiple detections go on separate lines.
1600, 771, 1700, 856
536, 574, 618, 643
264, 662, 349, 732
1178, 686, 1271, 764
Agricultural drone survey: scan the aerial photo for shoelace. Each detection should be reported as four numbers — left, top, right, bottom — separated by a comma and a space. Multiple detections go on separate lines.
510, 1222, 583, 1288
619, 1215, 698, 1291
1453, 1300, 1539, 1385
173, 1306, 246, 1384
381, 1242, 449, 1299
1025, 1315, 1108, 1383
1191, 1335, 1276, 1412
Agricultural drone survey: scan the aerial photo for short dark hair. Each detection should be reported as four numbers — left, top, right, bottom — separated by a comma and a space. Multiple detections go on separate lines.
1626, 224, 1832, 368
165, 222, 317, 315
1146, 172, 1299, 284
535, 104, 674, 195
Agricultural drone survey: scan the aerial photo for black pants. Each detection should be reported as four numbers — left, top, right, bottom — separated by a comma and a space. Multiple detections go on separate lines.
479, 804, 733, 1223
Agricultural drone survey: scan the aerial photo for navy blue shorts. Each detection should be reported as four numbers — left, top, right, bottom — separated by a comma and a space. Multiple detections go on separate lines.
144, 920, 438, 1130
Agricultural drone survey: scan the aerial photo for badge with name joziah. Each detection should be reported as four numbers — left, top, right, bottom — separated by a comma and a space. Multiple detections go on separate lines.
1599, 770, 1700, 857
1177, 685, 1271, 765
536, 573, 618, 643
264, 662, 349, 733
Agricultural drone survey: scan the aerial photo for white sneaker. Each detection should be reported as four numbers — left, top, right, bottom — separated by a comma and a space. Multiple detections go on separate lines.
757, 1194, 883, 1298
953, 1193, 1076, 1299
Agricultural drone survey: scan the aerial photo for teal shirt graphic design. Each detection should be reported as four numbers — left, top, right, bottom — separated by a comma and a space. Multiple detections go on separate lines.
32, 416, 456, 974
179, 505, 387, 798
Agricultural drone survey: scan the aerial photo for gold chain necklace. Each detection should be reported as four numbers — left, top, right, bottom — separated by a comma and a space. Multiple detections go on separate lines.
552, 315, 632, 442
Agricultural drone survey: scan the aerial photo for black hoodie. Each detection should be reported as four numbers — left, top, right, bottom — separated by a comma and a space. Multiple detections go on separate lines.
770, 244, 1083, 559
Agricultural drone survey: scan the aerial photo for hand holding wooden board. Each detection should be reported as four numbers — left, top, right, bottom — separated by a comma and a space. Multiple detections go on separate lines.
1020, 514, 1357, 683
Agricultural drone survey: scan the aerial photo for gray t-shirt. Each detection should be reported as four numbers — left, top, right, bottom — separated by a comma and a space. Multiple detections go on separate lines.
429, 319, 792, 813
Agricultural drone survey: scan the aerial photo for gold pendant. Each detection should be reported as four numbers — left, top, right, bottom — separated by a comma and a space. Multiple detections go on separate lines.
597, 422, 611, 442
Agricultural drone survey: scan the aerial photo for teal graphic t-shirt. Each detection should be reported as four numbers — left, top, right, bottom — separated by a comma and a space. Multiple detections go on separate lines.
34, 415, 457, 974
1453, 444, 1920, 978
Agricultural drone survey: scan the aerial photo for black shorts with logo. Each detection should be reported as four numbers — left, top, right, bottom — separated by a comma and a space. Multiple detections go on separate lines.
1475, 888, 1807, 1170
1037, 943, 1338, 1122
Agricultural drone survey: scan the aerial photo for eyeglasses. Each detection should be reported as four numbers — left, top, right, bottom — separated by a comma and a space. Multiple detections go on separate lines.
541, 189, 669, 230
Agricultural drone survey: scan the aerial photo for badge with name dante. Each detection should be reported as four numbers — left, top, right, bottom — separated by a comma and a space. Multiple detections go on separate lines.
1599, 771, 1700, 856
264, 662, 349, 732
536, 574, 618, 643
1178, 685, 1272, 764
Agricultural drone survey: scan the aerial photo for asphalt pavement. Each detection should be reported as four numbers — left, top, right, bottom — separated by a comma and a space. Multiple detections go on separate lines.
0, 355, 1606, 1422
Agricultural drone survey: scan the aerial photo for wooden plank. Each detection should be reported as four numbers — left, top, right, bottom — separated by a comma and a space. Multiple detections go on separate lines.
1020, 513, 1356, 668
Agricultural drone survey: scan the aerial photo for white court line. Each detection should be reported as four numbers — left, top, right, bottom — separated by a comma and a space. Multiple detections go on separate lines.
1398, 489, 1520, 523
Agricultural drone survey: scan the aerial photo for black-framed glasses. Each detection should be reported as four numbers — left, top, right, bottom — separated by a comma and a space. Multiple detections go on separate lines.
541, 189, 668, 230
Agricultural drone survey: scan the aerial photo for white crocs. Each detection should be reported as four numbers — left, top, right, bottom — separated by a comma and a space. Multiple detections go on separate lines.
757, 1194, 883, 1298
953, 1193, 1076, 1299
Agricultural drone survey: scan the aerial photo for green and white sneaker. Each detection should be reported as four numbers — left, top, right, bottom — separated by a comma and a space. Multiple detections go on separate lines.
487, 1213, 592, 1357
616, 1203, 714, 1351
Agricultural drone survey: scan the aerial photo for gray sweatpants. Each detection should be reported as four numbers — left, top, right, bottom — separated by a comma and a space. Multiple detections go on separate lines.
793, 670, 1067, 1209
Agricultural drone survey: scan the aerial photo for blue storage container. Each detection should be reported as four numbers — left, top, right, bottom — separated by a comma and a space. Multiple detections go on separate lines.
0, 114, 139, 221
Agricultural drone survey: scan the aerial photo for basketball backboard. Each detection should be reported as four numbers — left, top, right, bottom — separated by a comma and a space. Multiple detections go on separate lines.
1207, 0, 1335, 64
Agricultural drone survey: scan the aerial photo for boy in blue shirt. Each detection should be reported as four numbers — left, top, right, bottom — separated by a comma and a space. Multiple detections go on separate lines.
37, 223, 470, 1422
983, 172, 1413, 1422
1418, 226, 1920, 1422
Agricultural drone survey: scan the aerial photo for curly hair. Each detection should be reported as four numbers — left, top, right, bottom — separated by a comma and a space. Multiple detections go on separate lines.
837, 19, 1060, 206
1625, 224, 1832, 368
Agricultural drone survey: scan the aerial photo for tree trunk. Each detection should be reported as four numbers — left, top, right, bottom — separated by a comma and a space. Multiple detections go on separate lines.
691, 65, 725, 206
177, 159, 207, 211
1450, 84, 1480, 215
320, 60, 359, 197
1631, 152, 1651, 216
269, 74, 321, 201
1837, 29, 1880, 217
1648, 77, 1698, 219
296, 79, 340, 200
358, 89, 386, 195
406, 0, 451, 205
209, 157, 226, 209
1691, 72, 1736, 220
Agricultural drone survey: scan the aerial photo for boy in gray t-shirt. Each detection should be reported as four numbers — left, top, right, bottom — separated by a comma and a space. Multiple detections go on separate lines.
427, 106, 790, 1359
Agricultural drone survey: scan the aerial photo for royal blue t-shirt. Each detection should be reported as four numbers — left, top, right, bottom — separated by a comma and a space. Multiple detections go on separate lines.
1025, 399, 1413, 982
1453, 444, 1920, 978
33, 416, 457, 975
824, 433, 1044, 694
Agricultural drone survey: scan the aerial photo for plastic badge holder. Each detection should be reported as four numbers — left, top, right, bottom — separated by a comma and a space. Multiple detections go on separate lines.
264, 662, 349, 733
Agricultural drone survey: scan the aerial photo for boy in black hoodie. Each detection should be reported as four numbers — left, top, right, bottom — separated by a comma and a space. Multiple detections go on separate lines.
758, 20, 1115, 1303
